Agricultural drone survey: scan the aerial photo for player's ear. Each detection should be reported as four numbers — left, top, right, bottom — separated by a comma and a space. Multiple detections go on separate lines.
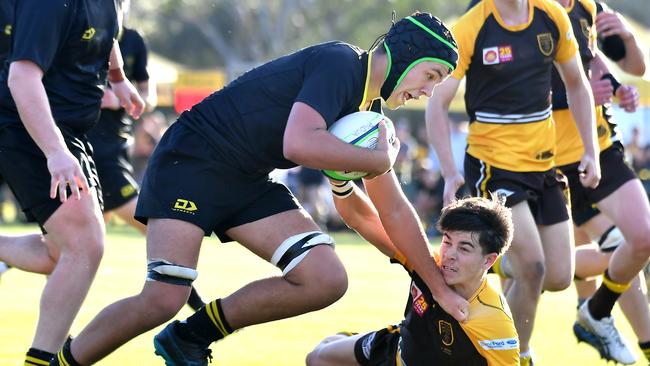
484, 253, 498, 271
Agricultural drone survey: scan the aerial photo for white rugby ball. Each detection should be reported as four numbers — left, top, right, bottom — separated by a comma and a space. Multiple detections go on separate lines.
322, 111, 396, 181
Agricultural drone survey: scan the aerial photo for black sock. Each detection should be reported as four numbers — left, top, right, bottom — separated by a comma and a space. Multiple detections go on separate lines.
186, 286, 206, 311
177, 298, 234, 344
588, 270, 630, 320
25, 348, 54, 366
51, 338, 81, 366
639, 340, 650, 361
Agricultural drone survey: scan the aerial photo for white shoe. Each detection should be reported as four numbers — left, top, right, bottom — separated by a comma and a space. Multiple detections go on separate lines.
0, 261, 9, 281
578, 300, 637, 365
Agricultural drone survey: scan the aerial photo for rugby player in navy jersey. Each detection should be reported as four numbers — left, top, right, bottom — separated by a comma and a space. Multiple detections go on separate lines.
50, 12, 464, 366
87, 4, 206, 310
0, 0, 143, 365
307, 196, 519, 366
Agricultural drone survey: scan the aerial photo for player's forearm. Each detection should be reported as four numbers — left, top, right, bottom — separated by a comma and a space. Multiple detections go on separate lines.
567, 76, 598, 157
8, 63, 67, 157
426, 104, 457, 178
136, 80, 157, 112
376, 197, 450, 295
332, 185, 398, 258
618, 36, 647, 76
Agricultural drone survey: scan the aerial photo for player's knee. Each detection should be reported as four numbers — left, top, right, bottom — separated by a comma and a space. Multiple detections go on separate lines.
305, 346, 332, 366
544, 271, 572, 291
625, 225, 650, 255
519, 260, 545, 285
141, 285, 187, 322
314, 266, 348, 306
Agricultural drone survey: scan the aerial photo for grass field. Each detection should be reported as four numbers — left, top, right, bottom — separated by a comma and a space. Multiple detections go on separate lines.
0, 224, 647, 365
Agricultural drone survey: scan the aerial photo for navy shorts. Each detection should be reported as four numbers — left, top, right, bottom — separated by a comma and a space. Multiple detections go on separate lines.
558, 143, 637, 226
135, 121, 300, 242
464, 153, 569, 225
354, 326, 401, 366
0, 124, 101, 225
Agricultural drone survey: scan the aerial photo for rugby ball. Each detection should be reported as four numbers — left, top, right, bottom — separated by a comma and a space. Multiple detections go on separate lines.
322, 111, 396, 181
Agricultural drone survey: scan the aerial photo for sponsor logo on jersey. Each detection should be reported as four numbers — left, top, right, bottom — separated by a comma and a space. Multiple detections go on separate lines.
483, 45, 513, 65
438, 320, 454, 346
410, 282, 429, 316
479, 337, 519, 350
482, 47, 499, 65
4, 24, 11, 36
537, 33, 554, 56
82, 27, 96, 40
173, 199, 198, 214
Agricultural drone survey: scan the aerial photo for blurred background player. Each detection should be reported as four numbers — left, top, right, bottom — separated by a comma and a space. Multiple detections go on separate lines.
427, 0, 600, 364
86, 0, 205, 311
49, 13, 465, 366
0, 0, 204, 311
307, 196, 518, 366
0, 1, 143, 366
548, 0, 650, 363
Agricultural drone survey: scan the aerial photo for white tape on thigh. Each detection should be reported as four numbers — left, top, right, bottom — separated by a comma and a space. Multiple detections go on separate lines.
270, 231, 335, 275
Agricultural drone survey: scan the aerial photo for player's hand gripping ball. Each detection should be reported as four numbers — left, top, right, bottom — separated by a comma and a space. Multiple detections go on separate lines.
322, 111, 396, 181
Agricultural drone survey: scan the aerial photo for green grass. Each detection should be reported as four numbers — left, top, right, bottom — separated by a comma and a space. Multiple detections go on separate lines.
0, 224, 646, 365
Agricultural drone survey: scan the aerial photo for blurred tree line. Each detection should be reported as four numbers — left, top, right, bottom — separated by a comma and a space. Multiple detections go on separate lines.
128, 0, 466, 73
128, 0, 647, 73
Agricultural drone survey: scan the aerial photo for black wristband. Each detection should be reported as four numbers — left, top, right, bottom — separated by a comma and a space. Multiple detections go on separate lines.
601, 73, 621, 95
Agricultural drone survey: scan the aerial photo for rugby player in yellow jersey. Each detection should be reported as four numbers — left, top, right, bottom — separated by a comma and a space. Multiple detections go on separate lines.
307, 196, 518, 366
549, 0, 649, 364
426, 0, 600, 364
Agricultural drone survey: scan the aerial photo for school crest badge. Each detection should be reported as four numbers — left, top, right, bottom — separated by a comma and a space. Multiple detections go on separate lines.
537, 33, 554, 56
439, 320, 454, 346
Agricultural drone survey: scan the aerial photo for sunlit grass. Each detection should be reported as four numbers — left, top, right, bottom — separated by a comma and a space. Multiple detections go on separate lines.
0, 224, 645, 365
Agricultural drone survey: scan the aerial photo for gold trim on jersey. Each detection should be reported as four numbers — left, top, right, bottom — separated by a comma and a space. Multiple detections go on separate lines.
358, 52, 373, 111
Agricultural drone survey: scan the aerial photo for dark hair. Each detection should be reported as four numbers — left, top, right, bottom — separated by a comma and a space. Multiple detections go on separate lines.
437, 196, 513, 256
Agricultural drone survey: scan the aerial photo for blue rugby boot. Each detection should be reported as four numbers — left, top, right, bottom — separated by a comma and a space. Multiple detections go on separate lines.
154, 320, 212, 366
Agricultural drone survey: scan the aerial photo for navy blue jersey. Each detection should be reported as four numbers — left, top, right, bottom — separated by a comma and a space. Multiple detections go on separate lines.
0, 0, 119, 133
180, 41, 369, 175
551, 0, 596, 110
0, 0, 13, 66
595, 1, 626, 61
119, 28, 149, 83
91, 27, 149, 146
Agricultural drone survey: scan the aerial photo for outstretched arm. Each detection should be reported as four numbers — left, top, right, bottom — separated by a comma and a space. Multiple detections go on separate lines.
330, 180, 399, 259
426, 77, 464, 206
363, 172, 468, 322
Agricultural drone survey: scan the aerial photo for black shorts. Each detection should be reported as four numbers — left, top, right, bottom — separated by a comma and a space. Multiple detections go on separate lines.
0, 124, 101, 225
87, 132, 139, 211
135, 122, 300, 241
558, 143, 637, 226
354, 326, 401, 366
464, 153, 569, 225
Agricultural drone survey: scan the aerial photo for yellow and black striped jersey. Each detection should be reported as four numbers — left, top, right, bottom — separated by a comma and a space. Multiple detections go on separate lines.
452, 0, 578, 171
553, 0, 617, 166
393, 252, 519, 365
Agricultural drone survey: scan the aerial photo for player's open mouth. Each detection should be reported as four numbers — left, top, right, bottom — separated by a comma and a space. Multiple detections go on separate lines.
442, 264, 457, 273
